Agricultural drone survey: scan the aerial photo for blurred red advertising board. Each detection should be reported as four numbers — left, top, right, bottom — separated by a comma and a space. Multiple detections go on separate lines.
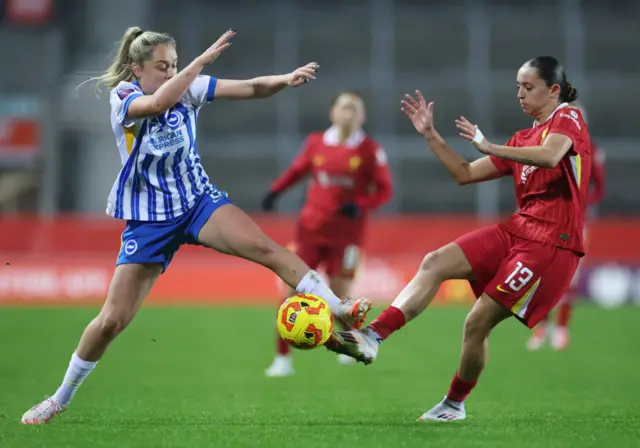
5, 0, 53, 25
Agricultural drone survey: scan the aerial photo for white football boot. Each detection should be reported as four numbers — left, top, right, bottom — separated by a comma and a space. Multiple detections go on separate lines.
21, 397, 66, 424
337, 354, 357, 365
324, 327, 380, 365
526, 324, 548, 351
265, 355, 295, 377
417, 398, 466, 422
551, 327, 570, 351
333, 297, 372, 331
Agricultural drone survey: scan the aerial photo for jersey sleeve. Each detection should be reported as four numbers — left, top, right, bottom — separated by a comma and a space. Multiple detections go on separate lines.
549, 108, 585, 154
110, 81, 144, 128
183, 75, 218, 107
588, 146, 606, 205
355, 144, 393, 211
489, 137, 515, 174
269, 137, 313, 194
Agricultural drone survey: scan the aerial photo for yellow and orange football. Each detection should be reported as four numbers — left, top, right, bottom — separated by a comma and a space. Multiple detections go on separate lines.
276, 293, 334, 350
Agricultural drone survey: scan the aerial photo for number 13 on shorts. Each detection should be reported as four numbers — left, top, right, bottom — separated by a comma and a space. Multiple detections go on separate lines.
492, 260, 542, 320
502, 261, 534, 292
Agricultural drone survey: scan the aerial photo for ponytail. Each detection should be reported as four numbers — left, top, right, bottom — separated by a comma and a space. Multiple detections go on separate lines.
83, 27, 175, 93
564, 83, 579, 103
98, 27, 144, 89
525, 56, 579, 104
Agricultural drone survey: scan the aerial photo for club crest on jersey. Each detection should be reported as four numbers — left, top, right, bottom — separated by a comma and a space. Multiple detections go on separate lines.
147, 109, 186, 151
349, 156, 362, 171
521, 165, 538, 184
166, 110, 183, 129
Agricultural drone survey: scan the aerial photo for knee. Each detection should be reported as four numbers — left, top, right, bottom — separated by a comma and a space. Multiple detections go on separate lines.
247, 235, 281, 264
97, 310, 133, 339
463, 311, 492, 344
419, 249, 446, 278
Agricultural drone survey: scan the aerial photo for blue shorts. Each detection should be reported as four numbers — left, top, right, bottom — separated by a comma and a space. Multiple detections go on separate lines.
116, 192, 233, 272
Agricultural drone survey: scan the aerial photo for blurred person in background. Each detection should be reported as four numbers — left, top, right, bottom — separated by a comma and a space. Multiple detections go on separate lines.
527, 101, 606, 351
261, 92, 393, 376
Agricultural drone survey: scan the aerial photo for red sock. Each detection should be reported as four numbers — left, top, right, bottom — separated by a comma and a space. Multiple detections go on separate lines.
446, 373, 477, 403
368, 306, 406, 340
277, 332, 290, 355
557, 301, 572, 328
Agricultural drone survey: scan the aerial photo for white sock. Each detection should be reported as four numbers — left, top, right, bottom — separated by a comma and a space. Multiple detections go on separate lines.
51, 352, 98, 407
274, 354, 292, 363
296, 270, 341, 311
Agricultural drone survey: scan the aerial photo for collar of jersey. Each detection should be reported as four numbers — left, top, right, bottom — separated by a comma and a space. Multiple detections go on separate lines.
532, 102, 569, 127
131, 80, 143, 93
323, 125, 365, 148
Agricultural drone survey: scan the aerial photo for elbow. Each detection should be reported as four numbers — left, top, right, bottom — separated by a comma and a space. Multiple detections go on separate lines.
149, 97, 170, 116
542, 154, 562, 169
455, 166, 473, 185
540, 160, 556, 169
249, 79, 267, 98
381, 188, 393, 205
541, 146, 567, 168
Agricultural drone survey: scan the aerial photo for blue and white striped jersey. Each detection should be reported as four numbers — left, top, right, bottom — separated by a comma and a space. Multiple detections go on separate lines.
107, 75, 220, 221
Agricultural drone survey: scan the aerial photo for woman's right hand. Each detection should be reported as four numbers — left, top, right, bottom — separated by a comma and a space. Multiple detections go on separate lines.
401, 90, 435, 136
198, 29, 236, 65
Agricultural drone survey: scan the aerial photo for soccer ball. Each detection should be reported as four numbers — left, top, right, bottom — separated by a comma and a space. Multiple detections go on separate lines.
277, 293, 334, 350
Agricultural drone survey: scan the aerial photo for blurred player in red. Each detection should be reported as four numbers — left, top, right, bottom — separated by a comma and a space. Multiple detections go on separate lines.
262, 92, 393, 376
325, 56, 592, 421
527, 103, 606, 351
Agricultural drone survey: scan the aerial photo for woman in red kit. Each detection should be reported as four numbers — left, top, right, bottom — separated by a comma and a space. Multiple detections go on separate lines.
325, 56, 592, 421
262, 92, 393, 377
527, 102, 606, 351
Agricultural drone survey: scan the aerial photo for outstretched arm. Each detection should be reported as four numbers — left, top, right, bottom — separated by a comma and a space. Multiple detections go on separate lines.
356, 148, 393, 210
401, 91, 507, 185
127, 30, 234, 118
456, 117, 573, 169
269, 142, 313, 194
261, 140, 313, 211
588, 147, 606, 205
215, 62, 319, 100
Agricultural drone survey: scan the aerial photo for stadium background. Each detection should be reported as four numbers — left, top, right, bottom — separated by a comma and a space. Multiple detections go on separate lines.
1, 0, 638, 308
2, 1, 640, 447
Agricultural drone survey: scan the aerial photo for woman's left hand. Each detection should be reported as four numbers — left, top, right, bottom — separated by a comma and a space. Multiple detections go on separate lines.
455, 116, 492, 154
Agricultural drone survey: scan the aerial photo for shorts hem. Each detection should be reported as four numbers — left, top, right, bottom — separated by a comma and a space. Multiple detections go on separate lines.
115, 259, 168, 274
482, 291, 533, 328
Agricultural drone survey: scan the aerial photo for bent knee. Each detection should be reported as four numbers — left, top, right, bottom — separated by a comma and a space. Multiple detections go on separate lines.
463, 312, 490, 342
419, 243, 472, 281
249, 235, 280, 260
463, 297, 510, 341
419, 249, 448, 278
98, 311, 134, 337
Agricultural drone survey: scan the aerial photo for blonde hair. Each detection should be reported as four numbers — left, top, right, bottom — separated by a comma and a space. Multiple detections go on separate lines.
95, 27, 176, 89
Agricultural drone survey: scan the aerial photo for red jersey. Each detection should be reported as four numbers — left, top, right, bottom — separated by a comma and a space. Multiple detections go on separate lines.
490, 104, 592, 255
587, 144, 605, 206
270, 126, 392, 245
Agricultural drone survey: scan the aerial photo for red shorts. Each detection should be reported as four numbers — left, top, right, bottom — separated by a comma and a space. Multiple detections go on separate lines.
455, 225, 580, 328
289, 240, 361, 279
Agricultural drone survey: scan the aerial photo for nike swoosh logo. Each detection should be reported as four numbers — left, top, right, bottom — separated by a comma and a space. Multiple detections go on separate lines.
496, 285, 510, 293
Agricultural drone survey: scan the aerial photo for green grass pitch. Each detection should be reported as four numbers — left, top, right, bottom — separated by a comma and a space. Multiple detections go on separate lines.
1, 305, 639, 447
